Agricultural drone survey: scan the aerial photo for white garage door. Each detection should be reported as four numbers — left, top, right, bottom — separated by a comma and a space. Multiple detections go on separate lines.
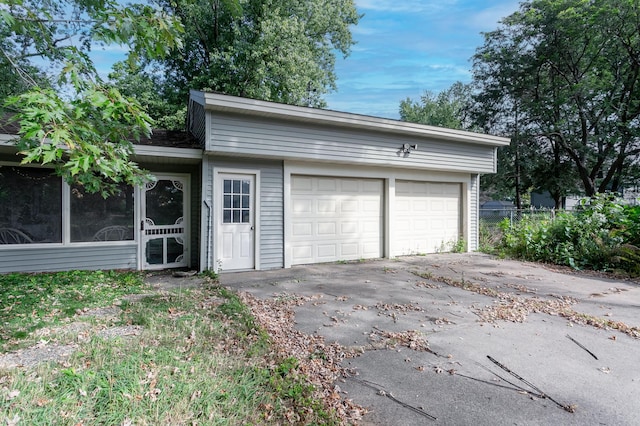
291, 176, 383, 265
394, 181, 461, 255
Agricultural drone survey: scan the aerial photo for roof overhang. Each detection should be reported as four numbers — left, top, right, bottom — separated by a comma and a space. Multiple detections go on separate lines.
1, 134, 202, 165
132, 145, 202, 165
190, 90, 511, 148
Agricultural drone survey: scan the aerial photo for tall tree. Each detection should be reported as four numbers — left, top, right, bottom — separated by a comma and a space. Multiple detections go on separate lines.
1, 0, 183, 195
122, 0, 360, 124
473, 0, 640, 199
399, 82, 477, 131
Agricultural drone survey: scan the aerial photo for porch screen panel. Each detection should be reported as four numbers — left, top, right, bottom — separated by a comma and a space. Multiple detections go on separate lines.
0, 166, 62, 244
70, 184, 134, 242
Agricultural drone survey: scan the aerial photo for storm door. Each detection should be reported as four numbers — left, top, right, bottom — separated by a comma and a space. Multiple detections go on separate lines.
141, 175, 189, 269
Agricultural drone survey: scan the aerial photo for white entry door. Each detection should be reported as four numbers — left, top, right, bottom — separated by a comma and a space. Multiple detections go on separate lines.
218, 174, 255, 271
141, 175, 189, 269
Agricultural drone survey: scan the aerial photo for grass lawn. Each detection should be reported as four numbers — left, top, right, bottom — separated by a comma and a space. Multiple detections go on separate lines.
0, 270, 355, 425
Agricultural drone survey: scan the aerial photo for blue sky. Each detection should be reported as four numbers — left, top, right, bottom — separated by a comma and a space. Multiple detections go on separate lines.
89, 0, 522, 120
325, 0, 522, 119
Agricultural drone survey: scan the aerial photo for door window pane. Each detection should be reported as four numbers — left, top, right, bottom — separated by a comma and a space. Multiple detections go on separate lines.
222, 178, 251, 224
146, 180, 184, 226
167, 237, 184, 264
146, 238, 164, 264
0, 166, 62, 244
70, 183, 134, 242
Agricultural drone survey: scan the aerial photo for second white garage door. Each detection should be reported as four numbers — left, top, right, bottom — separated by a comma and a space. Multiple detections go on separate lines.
290, 176, 383, 265
393, 181, 461, 256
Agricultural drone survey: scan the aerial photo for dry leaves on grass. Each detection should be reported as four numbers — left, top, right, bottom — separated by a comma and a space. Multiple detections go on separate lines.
237, 291, 367, 424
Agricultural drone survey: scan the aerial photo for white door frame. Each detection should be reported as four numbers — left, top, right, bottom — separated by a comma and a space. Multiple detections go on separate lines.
213, 169, 261, 272
138, 173, 190, 270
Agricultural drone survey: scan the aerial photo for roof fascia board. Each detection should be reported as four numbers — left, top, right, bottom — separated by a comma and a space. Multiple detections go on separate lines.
133, 144, 202, 160
197, 91, 511, 147
2, 133, 201, 159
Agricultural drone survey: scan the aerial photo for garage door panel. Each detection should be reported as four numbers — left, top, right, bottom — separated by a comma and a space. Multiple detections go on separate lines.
362, 220, 381, 234
291, 176, 382, 265
292, 176, 313, 191
341, 200, 358, 212
363, 199, 381, 212
362, 180, 382, 193
340, 179, 359, 191
292, 222, 312, 236
318, 244, 337, 258
318, 199, 337, 213
341, 243, 359, 256
317, 178, 337, 192
394, 181, 461, 256
317, 222, 336, 235
341, 221, 358, 234
292, 198, 313, 213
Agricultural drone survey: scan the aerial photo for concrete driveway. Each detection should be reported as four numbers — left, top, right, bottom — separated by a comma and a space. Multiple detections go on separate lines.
220, 253, 640, 425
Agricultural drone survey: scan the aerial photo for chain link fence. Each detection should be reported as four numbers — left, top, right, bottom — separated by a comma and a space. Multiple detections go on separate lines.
479, 208, 556, 227
479, 208, 557, 250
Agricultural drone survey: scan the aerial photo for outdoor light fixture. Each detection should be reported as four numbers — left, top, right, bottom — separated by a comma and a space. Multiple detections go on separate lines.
401, 143, 418, 154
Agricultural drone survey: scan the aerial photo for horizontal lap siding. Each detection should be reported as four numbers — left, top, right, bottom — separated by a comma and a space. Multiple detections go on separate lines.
207, 158, 284, 269
209, 113, 496, 173
0, 245, 137, 273
469, 174, 479, 251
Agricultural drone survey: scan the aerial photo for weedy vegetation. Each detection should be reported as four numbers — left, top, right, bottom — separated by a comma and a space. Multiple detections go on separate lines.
488, 194, 640, 276
0, 270, 343, 424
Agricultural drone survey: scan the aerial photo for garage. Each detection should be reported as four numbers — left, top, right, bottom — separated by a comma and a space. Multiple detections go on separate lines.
393, 180, 461, 255
191, 92, 509, 272
290, 175, 383, 265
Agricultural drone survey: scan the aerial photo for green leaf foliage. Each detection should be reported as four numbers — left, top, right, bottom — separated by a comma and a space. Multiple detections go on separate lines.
1, 0, 184, 195
498, 194, 640, 275
399, 82, 479, 131
472, 0, 640, 199
112, 0, 360, 130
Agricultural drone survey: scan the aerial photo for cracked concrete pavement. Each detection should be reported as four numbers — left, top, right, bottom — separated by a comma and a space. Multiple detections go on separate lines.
220, 253, 640, 425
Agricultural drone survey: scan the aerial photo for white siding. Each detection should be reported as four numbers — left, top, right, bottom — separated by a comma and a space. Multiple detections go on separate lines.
469, 174, 480, 251
0, 244, 137, 273
209, 113, 497, 174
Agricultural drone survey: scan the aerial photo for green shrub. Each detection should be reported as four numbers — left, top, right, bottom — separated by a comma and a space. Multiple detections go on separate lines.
497, 194, 639, 275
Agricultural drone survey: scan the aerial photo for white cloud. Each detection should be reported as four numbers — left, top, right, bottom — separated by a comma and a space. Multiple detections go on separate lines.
462, 1, 522, 32
356, 0, 458, 14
